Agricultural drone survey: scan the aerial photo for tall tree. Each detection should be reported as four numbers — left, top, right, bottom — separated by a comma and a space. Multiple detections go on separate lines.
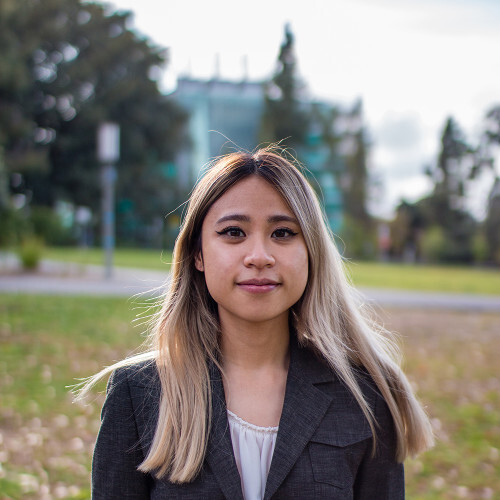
341, 101, 371, 227
483, 105, 500, 262
484, 178, 500, 263
422, 117, 476, 261
261, 24, 309, 149
0, 0, 187, 243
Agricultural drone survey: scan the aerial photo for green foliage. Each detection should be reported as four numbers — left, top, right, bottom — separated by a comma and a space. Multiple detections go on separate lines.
472, 231, 488, 264
390, 200, 424, 260
0, 205, 74, 248
340, 215, 377, 260
260, 24, 310, 149
0, 0, 187, 245
30, 206, 74, 245
420, 225, 448, 263
340, 102, 372, 229
17, 236, 45, 270
419, 117, 477, 262
484, 178, 500, 264
485, 105, 500, 145
392, 117, 492, 264
0, 208, 29, 247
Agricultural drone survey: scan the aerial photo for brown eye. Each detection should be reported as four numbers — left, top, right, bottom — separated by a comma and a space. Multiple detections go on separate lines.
272, 228, 298, 239
216, 227, 245, 238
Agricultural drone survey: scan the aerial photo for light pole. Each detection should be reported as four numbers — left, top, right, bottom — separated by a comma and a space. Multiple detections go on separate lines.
97, 122, 120, 279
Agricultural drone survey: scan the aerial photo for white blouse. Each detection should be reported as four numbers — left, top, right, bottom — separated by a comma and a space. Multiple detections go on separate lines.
227, 410, 279, 500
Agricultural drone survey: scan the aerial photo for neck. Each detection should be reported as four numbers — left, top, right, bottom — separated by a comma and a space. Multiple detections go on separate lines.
219, 316, 290, 371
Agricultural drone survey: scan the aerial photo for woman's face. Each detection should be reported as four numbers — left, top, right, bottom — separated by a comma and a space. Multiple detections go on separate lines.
195, 176, 308, 331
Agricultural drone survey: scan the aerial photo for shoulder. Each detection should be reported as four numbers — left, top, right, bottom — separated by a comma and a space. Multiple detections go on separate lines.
108, 359, 159, 390
102, 360, 161, 441
104, 359, 161, 416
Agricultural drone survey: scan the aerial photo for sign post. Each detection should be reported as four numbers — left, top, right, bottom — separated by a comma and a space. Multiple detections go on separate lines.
97, 123, 120, 279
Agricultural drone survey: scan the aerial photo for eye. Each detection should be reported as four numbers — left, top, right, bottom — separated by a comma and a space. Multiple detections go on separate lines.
216, 226, 246, 238
272, 227, 298, 239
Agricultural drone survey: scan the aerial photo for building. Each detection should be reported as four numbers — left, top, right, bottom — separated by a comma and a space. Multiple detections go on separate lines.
173, 76, 265, 188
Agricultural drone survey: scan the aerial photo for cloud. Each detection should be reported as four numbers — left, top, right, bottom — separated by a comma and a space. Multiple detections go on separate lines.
371, 111, 434, 181
376, 111, 423, 151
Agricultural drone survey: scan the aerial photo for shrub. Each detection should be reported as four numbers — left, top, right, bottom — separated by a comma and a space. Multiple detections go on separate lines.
339, 216, 377, 260
472, 232, 488, 264
0, 208, 30, 247
18, 236, 45, 270
420, 226, 447, 263
30, 206, 74, 246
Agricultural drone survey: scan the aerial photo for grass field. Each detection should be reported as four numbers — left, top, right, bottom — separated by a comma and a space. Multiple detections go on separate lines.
345, 261, 500, 296
43, 247, 173, 271
40, 246, 500, 295
0, 294, 499, 499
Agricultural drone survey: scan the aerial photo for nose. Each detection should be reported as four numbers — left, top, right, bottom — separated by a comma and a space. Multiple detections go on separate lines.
243, 238, 275, 268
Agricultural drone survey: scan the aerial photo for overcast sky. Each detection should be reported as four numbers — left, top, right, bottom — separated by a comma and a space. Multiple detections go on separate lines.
109, 0, 500, 219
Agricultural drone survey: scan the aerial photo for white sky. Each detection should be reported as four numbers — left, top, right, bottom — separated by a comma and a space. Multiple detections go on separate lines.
109, 0, 500, 219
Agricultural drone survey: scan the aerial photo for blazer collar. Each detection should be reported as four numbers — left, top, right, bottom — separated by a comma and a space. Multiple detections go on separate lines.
205, 363, 245, 500
205, 335, 339, 500
264, 337, 337, 499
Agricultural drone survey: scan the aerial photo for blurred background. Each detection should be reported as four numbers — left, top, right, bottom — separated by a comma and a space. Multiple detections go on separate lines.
0, 0, 499, 499
1, 0, 500, 263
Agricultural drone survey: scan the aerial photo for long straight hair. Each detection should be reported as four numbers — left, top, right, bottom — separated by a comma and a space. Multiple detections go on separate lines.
81, 147, 434, 483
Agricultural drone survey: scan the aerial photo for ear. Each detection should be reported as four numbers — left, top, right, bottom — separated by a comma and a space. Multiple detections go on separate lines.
195, 251, 204, 272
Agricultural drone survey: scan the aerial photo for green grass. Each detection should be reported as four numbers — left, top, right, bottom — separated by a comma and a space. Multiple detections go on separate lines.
1, 294, 499, 498
43, 246, 172, 271
345, 261, 500, 295
0, 294, 156, 499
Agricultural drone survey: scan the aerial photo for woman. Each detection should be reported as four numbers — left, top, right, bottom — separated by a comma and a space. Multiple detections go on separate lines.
85, 147, 434, 499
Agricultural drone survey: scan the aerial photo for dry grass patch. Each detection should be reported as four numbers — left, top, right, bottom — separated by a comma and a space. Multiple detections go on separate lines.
380, 308, 500, 499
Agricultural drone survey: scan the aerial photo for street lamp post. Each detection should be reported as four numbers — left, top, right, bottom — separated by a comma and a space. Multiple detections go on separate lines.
97, 122, 120, 279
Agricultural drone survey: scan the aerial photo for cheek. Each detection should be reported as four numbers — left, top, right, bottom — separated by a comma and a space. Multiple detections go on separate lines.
291, 248, 309, 296
299, 257, 309, 292
200, 246, 233, 293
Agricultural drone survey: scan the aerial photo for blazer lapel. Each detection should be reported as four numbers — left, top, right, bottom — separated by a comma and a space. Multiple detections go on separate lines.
205, 364, 245, 500
264, 339, 336, 500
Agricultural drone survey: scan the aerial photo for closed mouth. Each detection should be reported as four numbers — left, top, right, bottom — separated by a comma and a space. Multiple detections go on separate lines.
237, 279, 280, 286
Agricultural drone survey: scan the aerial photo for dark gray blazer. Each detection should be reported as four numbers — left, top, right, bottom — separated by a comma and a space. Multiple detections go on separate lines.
92, 338, 404, 499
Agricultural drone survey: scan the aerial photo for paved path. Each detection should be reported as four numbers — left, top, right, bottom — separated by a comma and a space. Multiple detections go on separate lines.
1, 256, 499, 312
0, 257, 170, 297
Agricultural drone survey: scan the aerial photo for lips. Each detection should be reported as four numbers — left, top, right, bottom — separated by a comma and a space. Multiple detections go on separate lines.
237, 278, 280, 293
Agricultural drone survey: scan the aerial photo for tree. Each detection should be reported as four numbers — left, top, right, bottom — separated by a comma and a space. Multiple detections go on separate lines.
261, 24, 309, 150
341, 101, 372, 228
422, 117, 477, 262
485, 178, 500, 263
390, 200, 424, 260
334, 101, 375, 258
483, 105, 500, 263
0, 0, 187, 245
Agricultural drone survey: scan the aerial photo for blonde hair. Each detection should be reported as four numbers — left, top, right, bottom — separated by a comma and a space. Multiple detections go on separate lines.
81, 147, 434, 483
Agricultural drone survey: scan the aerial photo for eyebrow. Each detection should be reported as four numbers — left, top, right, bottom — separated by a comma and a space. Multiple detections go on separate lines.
215, 214, 299, 225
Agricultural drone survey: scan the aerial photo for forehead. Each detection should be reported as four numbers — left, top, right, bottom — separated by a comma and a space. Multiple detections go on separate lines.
205, 176, 294, 220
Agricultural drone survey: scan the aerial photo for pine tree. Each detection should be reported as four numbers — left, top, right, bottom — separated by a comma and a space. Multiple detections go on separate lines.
423, 117, 476, 262
261, 24, 309, 149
